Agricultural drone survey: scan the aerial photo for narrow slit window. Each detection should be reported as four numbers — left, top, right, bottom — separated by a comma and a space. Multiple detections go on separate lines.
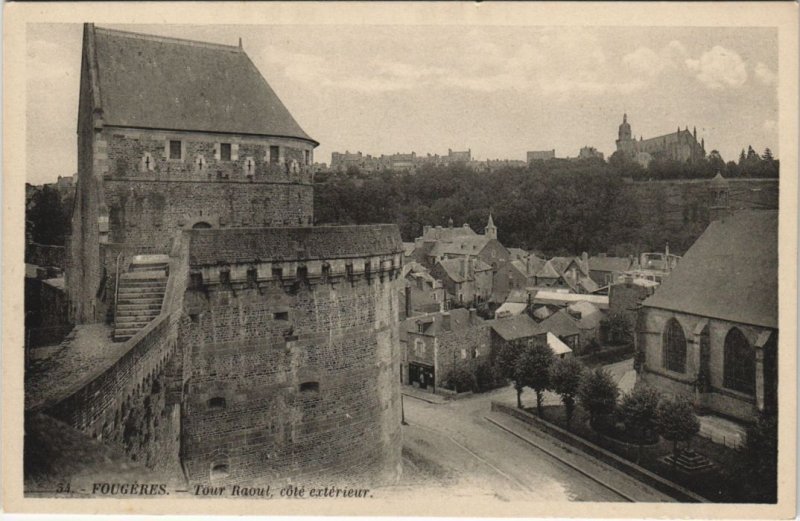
270, 146, 280, 164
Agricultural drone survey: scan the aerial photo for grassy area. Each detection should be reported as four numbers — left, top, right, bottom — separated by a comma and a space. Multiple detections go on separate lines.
527, 403, 754, 502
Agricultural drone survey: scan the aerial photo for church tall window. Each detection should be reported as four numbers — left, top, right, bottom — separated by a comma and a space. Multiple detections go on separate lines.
662, 318, 687, 373
723, 327, 755, 395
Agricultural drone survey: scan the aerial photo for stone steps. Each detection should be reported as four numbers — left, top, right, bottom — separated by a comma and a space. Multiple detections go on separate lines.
114, 256, 169, 342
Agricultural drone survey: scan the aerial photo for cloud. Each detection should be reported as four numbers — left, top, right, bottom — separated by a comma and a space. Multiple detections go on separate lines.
622, 40, 687, 77
754, 62, 777, 86
685, 46, 747, 89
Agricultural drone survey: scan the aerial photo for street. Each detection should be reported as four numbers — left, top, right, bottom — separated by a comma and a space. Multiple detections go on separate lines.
376, 383, 672, 502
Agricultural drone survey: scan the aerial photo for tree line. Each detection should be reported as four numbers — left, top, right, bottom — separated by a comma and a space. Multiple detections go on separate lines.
314, 149, 779, 256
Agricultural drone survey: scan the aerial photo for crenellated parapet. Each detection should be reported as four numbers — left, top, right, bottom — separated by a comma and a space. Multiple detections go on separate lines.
185, 225, 404, 289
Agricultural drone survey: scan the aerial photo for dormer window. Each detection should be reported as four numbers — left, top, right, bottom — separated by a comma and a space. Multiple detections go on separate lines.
169, 140, 182, 160
220, 143, 232, 161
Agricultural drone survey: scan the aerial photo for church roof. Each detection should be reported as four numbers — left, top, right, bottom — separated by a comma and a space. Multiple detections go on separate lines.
90, 26, 317, 144
643, 210, 777, 329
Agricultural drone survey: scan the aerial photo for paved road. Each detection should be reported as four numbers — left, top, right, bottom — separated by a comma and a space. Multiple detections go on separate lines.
381, 384, 673, 502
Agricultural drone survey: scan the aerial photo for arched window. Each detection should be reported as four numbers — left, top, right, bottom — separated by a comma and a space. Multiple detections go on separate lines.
210, 462, 229, 482
724, 328, 755, 395
662, 318, 687, 373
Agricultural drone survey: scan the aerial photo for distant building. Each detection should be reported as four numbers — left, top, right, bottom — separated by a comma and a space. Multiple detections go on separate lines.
527, 150, 556, 162
489, 314, 547, 356
637, 210, 777, 423
587, 254, 635, 287
576, 146, 604, 161
615, 113, 706, 167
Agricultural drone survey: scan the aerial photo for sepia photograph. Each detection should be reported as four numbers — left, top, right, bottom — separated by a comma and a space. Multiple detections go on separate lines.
4, 2, 798, 519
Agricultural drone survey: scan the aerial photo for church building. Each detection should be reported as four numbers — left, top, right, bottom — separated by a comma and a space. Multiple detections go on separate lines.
615, 113, 706, 167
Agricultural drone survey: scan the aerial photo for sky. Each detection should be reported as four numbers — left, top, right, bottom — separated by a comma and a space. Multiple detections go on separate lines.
26, 23, 779, 184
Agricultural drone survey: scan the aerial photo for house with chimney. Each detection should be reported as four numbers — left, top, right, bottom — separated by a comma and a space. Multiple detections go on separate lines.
401, 261, 445, 318
402, 308, 490, 392
492, 254, 546, 303
431, 256, 493, 307
412, 215, 510, 271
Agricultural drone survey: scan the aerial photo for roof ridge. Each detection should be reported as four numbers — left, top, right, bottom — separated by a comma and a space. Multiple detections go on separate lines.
95, 26, 243, 53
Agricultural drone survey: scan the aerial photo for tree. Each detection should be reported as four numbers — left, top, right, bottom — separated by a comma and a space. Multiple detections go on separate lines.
655, 396, 700, 466
578, 368, 619, 430
495, 343, 525, 408
517, 343, 555, 418
601, 313, 632, 345
27, 185, 70, 245
549, 357, 585, 429
619, 386, 661, 463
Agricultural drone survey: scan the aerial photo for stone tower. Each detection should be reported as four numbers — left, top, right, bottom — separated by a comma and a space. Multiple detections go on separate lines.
67, 24, 403, 488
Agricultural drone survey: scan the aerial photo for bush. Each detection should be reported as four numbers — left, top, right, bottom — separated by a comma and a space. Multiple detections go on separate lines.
475, 362, 504, 392
655, 395, 700, 464
443, 367, 477, 393
618, 385, 661, 462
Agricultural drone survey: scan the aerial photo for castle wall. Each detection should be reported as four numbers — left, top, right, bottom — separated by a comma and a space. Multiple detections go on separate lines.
178, 226, 403, 487
623, 178, 779, 253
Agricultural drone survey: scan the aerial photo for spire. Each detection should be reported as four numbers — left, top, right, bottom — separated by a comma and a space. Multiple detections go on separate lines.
485, 213, 497, 239
623, 113, 627, 124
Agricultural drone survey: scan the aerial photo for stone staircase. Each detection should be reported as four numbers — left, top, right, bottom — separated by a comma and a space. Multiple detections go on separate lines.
114, 255, 169, 342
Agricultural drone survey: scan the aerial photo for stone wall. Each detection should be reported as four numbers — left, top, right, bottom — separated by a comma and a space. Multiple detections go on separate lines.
623, 178, 779, 253
178, 225, 403, 487
637, 306, 775, 422
434, 324, 491, 388
103, 180, 313, 254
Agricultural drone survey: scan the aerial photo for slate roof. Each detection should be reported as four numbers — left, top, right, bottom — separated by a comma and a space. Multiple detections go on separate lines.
187, 225, 402, 266
643, 210, 777, 329
536, 260, 562, 279
491, 314, 543, 341
91, 26, 316, 143
430, 236, 492, 257
508, 248, 528, 260
436, 257, 492, 283
539, 309, 581, 338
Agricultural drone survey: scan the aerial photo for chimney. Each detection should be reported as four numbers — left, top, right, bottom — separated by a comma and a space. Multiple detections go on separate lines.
238, 37, 243, 49
442, 312, 451, 332
469, 307, 477, 324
